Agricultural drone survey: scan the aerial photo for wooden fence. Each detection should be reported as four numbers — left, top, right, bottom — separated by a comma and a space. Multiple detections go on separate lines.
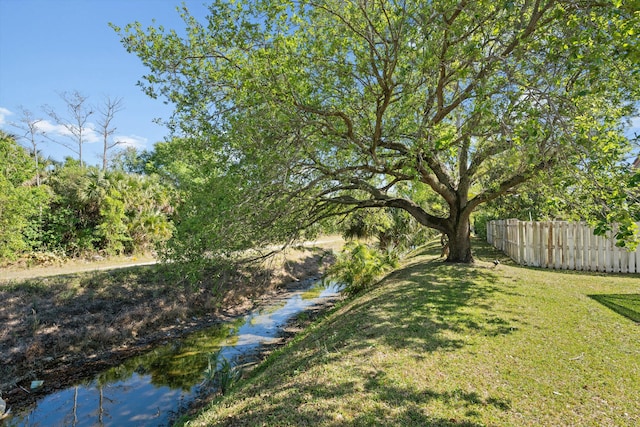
486, 220, 640, 273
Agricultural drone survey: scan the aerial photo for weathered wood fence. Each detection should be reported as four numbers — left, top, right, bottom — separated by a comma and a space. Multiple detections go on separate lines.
486, 220, 640, 273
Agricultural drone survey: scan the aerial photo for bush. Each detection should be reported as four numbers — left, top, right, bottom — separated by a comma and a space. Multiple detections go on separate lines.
328, 242, 398, 296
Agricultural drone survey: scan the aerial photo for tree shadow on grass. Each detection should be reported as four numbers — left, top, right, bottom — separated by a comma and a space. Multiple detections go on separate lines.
360, 370, 511, 425
588, 294, 640, 323
227, 354, 510, 426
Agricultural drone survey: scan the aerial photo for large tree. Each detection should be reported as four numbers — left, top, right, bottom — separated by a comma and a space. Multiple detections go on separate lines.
115, 0, 639, 262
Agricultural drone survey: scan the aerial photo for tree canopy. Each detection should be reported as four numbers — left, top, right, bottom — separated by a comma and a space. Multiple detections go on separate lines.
114, 0, 640, 263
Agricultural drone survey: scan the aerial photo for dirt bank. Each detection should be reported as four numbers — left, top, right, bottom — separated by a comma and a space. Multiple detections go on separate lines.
0, 240, 342, 413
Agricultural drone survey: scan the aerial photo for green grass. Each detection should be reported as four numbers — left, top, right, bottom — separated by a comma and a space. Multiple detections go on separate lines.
180, 239, 640, 427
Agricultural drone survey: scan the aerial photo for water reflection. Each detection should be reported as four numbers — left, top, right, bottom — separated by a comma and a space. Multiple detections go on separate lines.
5, 281, 342, 427
95, 321, 240, 391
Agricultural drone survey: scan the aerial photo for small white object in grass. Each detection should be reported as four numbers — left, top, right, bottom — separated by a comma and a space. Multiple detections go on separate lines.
0, 395, 11, 420
30, 380, 44, 389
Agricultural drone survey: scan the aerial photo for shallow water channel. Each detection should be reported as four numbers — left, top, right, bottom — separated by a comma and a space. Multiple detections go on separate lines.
6, 281, 342, 427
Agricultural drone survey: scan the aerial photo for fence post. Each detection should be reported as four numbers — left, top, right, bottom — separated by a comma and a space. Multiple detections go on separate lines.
574, 223, 583, 271
632, 247, 638, 274
554, 222, 562, 269
539, 222, 545, 268
533, 222, 541, 267
507, 219, 518, 262
605, 231, 618, 273
597, 233, 606, 272
556, 221, 569, 270
518, 221, 526, 265
620, 245, 629, 274
586, 225, 596, 271
611, 226, 621, 273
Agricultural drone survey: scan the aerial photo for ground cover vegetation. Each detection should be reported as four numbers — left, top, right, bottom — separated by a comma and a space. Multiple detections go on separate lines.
115, 0, 640, 265
179, 239, 640, 427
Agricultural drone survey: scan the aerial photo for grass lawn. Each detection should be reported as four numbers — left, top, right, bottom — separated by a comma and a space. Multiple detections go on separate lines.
180, 239, 640, 427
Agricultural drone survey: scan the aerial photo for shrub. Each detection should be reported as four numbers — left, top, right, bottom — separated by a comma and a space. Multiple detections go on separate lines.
328, 242, 398, 296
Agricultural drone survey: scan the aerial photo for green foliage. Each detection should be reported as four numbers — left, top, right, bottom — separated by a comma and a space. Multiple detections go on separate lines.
477, 155, 640, 249
0, 144, 176, 262
0, 132, 51, 261
472, 212, 492, 241
342, 208, 435, 252
109, 146, 150, 175
0, 131, 35, 185
158, 133, 322, 270
114, 0, 640, 263
588, 164, 640, 249
96, 194, 129, 255
328, 242, 398, 296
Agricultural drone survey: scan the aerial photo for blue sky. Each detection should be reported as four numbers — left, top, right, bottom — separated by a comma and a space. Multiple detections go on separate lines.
0, 0, 638, 167
0, 0, 210, 166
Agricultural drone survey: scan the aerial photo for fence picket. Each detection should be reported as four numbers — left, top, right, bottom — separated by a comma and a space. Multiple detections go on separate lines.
577, 225, 584, 271
567, 222, 576, 270
589, 229, 598, 271
598, 234, 607, 273
620, 248, 628, 274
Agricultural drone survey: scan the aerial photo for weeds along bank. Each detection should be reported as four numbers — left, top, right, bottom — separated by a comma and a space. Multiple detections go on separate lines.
182, 240, 640, 427
0, 244, 336, 412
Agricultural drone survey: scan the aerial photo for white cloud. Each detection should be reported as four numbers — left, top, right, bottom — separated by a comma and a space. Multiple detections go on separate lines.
113, 134, 148, 149
34, 120, 69, 135
34, 120, 100, 143
0, 107, 13, 127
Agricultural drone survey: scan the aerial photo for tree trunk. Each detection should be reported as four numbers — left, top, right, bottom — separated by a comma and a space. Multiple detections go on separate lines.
446, 216, 473, 263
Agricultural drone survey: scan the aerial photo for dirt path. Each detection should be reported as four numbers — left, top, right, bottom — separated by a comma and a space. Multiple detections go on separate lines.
0, 237, 344, 284
0, 254, 158, 284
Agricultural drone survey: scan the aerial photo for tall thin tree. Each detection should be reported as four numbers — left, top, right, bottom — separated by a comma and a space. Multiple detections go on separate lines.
96, 96, 125, 171
43, 91, 94, 167
11, 107, 45, 186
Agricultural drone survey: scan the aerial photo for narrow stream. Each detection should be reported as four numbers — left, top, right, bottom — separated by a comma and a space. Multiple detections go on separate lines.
5, 281, 342, 427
